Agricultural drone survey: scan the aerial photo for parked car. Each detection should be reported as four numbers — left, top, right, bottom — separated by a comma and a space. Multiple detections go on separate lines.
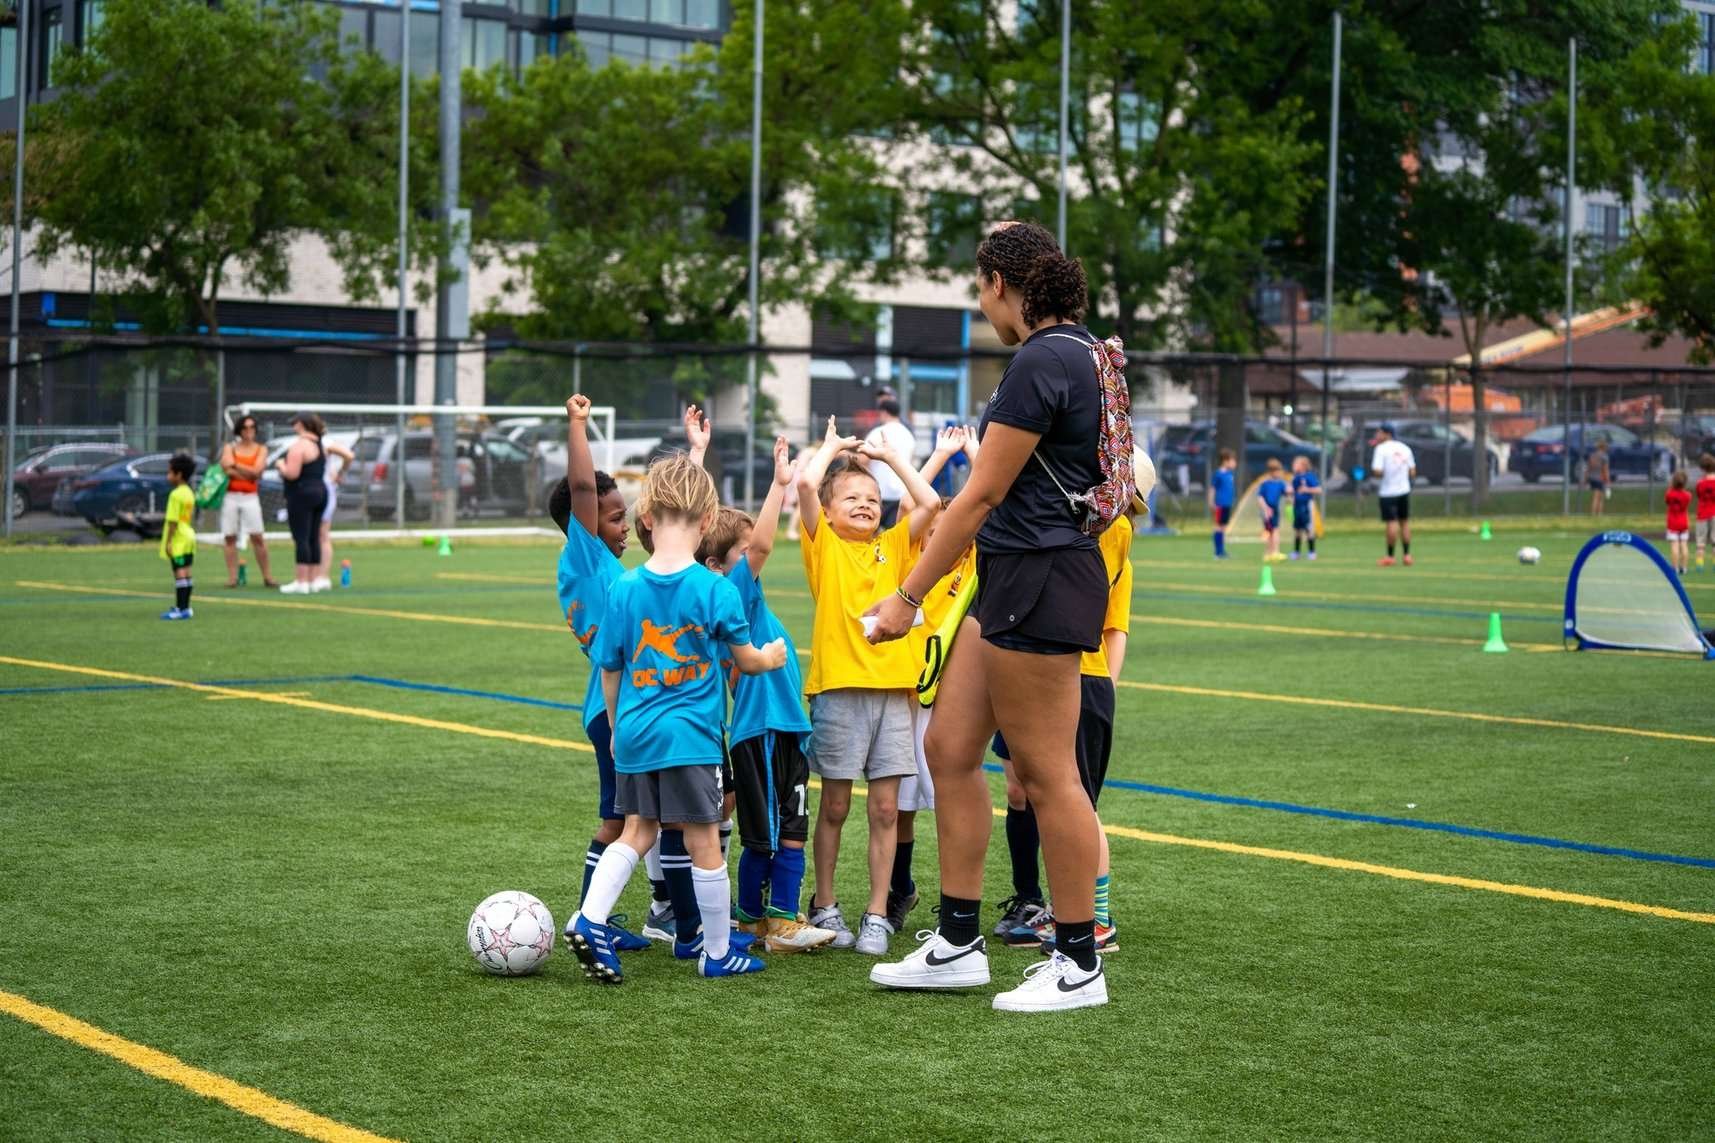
69, 453, 209, 530
10, 442, 135, 517
1508, 423, 1675, 483
339, 431, 540, 520
645, 428, 776, 504
1337, 419, 1497, 485
1157, 420, 1323, 492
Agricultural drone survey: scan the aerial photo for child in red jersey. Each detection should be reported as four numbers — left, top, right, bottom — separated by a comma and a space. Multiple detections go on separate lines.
1696, 455, 1715, 571
1666, 470, 1692, 575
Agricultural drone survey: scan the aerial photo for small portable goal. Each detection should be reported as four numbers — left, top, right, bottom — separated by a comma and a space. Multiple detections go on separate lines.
1562, 531, 1715, 659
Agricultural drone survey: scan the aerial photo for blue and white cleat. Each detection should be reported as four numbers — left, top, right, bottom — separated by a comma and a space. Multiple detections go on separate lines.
159, 608, 193, 621
603, 914, 653, 953
673, 929, 757, 960
698, 948, 767, 978
564, 914, 623, 983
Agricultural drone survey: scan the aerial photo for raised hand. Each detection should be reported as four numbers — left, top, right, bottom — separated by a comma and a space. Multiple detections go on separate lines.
821, 415, 860, 454
934, 425, 963, 456
566, 394, 592, 422
959, 424, 980, 461
773, 436, 794, 486
683, 405, 711, 452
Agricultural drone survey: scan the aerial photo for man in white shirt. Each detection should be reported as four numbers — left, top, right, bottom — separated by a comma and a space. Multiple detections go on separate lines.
1370, 422, 1417, 567
861, 396, 918, 527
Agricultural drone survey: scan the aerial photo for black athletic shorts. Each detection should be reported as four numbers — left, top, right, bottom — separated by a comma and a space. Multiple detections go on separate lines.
973, 546, 1106, 656
729, 731, 811, 853
169, 553, 194, 571
990, 674, 1113, 809
1379, 493, 1410, 523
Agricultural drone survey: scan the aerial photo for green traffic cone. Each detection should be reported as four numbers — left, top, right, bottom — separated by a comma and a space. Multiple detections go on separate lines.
1258, 564, 1277, 597
1479, 520, 1493, 541
437, 534, 453, 557
1482, 611, 1508, 653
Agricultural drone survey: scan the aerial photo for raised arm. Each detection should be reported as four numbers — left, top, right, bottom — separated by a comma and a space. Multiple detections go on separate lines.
730, 637, 788, 675
796, 416, 859, 542
565, 394, 599, 536
683, 405, 711, 469
900, 425, 966, 516
746, 436, 792, 576
863, 437, 944, 543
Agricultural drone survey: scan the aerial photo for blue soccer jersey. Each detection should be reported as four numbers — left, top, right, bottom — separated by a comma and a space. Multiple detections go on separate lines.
556, 524, 624, 735
1259, 478, 1286, 514
1211, 468, 1235, 509
724, 560, 811, 750
592, 564, 752, 774
1291, 471, 1321, 523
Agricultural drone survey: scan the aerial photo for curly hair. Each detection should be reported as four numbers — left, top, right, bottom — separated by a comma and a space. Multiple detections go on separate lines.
547, 470, 618, 536
696, 506, 754, 567
975, 220, 1088, 327
637, 453, 719, 528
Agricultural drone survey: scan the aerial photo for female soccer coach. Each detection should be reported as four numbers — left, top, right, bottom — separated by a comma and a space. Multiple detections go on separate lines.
865, 221, 1111, 1013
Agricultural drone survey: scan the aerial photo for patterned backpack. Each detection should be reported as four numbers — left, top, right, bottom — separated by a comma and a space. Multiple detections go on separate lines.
1037, 332, 1137, 535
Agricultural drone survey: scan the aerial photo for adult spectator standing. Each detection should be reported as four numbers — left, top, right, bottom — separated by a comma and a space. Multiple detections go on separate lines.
275, 412, 327, 595
864, 220, 1110, 1013
1588, 436, 1611, 517
862, 397, 917, 528
218, 415, 278, 588
314, 434, 356, 592
1371, 422, 1416, 567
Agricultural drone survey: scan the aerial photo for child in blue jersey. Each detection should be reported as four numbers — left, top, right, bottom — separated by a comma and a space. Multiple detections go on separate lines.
1258, 458, 1288, 562
1209, 448, 1236, 559
567, 454, 789, 983
1289, 455, 1322, 560
696, 439, 837, 954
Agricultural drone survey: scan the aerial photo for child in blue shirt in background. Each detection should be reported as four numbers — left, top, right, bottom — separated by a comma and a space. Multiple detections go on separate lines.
1289, 455, 1322, 561
568, 454, 788, 983
1258, 458, 1288, 563
695, 438, 837, 954
1209, 448, 1236, 559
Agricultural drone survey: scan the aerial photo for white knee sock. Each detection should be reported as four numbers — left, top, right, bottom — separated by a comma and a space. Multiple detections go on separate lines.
579, 842, 638, 927
691, 865, 731, 960
644, 836, 663, 882
719, 821, 733, 864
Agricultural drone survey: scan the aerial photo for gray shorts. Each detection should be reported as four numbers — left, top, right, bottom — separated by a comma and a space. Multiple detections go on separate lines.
1698, 518, 1715, 546
809, 689, 917, 782
613, 764, 724, 824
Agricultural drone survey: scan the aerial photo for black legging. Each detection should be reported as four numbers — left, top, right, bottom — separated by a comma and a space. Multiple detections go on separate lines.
284, 485, 327, 565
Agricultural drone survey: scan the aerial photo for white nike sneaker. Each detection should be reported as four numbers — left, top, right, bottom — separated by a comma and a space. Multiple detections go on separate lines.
992, 951, 1108, 1013
311, 577, 332, 593
868, 929, 989, 990
279, 581, 306, 595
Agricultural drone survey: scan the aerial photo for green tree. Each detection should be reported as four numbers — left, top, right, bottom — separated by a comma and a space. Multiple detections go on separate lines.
463, 0, 912, 415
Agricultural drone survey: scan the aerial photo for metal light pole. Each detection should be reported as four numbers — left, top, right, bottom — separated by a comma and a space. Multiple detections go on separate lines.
395, 0, 410, 528
1319, 9, 1341, 486
1561, 37, 1577, 515
1056, 0, 1070, 250
742, 0, 763, 511
3, 0, 30, 539
433, 0, 465, 531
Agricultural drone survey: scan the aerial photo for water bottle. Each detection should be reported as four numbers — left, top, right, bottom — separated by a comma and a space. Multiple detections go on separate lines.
339, 559, 351, 589
237, 559, 248, 586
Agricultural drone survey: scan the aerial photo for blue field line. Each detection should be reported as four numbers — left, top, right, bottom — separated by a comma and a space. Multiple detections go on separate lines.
1131, 588, 1562, 625
0, 673, 356, 697
346, 675, 583, 712
979, 762, 1715, 870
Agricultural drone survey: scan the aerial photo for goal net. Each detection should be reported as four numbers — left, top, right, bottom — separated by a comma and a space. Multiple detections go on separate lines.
1224, 474, 1323, 542
1564, 532, 1713, 658
218, 401, 617, 539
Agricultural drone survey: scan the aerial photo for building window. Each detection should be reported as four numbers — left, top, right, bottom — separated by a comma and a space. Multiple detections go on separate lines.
1116, 90, 1159, 151
927, 191, 982, 267
514, 0, 554, 14
462, 17, 507, 72
1584, 202, 1629, 253
613, 0, 650, 20
577, 0, 609, 14
0, 27, 14, 100
44, 7, 64, 88
1698, 13, 1715, 75
79, 0, 105, 44
514, 29, 550, 72
610, 32, 647, 64
578, 31, 610, 67
684, 0, 720, 29
817, 189, 897, 263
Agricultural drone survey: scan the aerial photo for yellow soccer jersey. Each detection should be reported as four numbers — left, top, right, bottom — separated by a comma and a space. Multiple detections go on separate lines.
801, 517, 920, 694
1081, 515, 1134, 678
159, 484, 198, 560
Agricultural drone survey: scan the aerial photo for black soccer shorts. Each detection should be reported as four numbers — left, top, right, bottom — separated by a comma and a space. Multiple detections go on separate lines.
729, 730, 810, 853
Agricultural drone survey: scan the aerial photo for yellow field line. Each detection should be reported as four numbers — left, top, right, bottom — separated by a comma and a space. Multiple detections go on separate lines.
0, 655, 593, 754
1128, 612, 1561, 652
1137, 577, 1564, 612
1117, 679, 1715, 745
0, 989, 396, 1143
816, 784, 1715, 927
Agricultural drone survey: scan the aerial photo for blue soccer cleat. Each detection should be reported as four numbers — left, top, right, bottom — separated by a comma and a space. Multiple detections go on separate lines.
564, 914, 623, 983
159, 608, 193, 621
603, 914, 653, 953
673, 929, 757, 961
698, 948, 767, 978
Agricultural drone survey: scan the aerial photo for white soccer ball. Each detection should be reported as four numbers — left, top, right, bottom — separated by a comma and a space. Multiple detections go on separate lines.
1517, 546, 1542, 565
467, 891, 555, 977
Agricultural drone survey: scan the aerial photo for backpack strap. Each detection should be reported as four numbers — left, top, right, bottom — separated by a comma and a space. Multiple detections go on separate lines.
1028, 332, 1101, 516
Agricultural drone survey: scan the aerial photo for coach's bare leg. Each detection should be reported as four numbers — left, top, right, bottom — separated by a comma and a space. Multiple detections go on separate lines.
987, 642, 1094, 925
923, 617, 998, 899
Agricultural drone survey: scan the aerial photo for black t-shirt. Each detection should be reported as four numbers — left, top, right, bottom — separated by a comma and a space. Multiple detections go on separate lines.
976, 324, 1102, 554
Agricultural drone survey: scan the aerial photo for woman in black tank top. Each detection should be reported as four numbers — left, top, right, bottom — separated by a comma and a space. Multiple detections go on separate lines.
276, 411, 330, 593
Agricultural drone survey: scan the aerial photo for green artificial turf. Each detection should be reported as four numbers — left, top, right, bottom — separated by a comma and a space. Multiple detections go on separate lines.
1, 525, 1712, 1141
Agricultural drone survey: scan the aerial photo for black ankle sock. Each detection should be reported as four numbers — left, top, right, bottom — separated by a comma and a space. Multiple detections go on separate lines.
891, 841, 915, 897
1308, 538, 1316, 554
1004, 806, 1042, 901
1293, 535, 1302, 553
1057, 919, 1098, 971
939, 894, 981, 946
1387, 543, 1396, 557
1402, 540, 1411, 555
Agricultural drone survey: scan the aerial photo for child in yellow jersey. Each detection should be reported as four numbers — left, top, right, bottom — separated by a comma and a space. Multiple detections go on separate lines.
797, 415, 945, 956
159, 455, 200, 621
886, 426, 980, 934
994, 509, 1133, 954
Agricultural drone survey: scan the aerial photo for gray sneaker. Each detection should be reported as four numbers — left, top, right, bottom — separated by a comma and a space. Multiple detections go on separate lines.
885, 887, 918, 934
993, 894, 1047, 937
855, 912, 894, 956
641, 901, 675, 943
807, 902, 857, 950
